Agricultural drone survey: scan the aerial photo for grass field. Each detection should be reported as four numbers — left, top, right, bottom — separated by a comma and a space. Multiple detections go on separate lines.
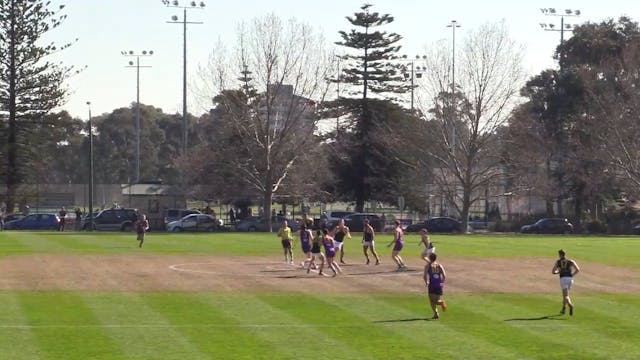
0, 231, 639, 360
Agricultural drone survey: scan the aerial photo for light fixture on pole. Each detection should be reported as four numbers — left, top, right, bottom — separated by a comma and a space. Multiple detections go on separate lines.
400, 55, 426, 110
447, 20, 461, 150
540, 8, 581, 70
121, 50, 153, 184
162, 0, 205, 157
86, 101, 94, 232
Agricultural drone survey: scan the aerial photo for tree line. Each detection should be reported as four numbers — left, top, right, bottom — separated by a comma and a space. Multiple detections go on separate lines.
2, 2, 640, 232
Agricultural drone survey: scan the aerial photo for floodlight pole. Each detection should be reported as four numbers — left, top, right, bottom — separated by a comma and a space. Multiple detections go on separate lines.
400, 55, 425, 110
87, 101, 94, 232
163, 0, 205, 157
122, 50, 153, 184
540, 8, 581, 70
447, 20, 461, 150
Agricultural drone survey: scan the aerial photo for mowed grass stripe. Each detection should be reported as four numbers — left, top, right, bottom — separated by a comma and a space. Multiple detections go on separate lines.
9, 232, 71, 253
262, 292, 521, 360
0, 292, 43, 360
17, 291, 124, 360
451, 294, 617, 360
142, 293, 279, 360
363, 293, 524, 359
83, 293, 209, 360
196, 293, 373, 359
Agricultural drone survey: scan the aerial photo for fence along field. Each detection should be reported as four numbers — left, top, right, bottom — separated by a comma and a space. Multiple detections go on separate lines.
0, 231, 638, 359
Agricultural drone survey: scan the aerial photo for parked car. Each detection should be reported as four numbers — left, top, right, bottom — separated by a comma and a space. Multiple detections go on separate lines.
83, 208, 139, 231
327, 213, 383, 232
164, 208, 202, 228
3, 213, 25, 223
520, 218, 574, 234
319, 210, 356, 228
167, 214, 221, 232
404, 217, 462, 233
4, 213, 60, 230
234, 216, 299, 232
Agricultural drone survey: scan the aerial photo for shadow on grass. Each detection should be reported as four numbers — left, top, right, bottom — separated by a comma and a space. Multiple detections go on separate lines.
504, 314, 565, 321
373, 318, 432, 323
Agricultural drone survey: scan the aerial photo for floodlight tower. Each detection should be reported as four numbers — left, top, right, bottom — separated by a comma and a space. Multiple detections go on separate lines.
447, 20, 461, 150
400, 55, 426, 110
121, 50, 153, 184
86, 101, 94, 232
540, 8, 581, 69
162, 0, 205, 156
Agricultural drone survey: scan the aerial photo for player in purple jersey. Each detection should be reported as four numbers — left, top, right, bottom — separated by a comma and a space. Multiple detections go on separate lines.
424, 253, 447, 319
552, 249, 580, 315
299, 223, 313, 269
387, 220, 407, 270
322, 228, 341, 276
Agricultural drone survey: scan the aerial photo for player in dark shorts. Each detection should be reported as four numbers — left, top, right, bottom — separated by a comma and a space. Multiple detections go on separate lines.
299, 223, 313, 269
362, 218, 380, 265
387, 220, 407, 270
308, 230, 326, 275
322, 228, 341, 276
277, 220, 294, 264
552, 249, 580, 315
332, 219, 351, 264
424, 253, 447, 319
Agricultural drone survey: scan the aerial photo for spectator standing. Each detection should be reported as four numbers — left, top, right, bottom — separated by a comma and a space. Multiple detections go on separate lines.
228, 208, 236, 223
74, 208, 83, 231
58, 207, 67, 231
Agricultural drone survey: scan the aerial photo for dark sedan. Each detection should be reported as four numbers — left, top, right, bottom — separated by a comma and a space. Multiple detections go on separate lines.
4, 213, 60, 230
520, 218, 574, 234
234, 216, 299, 232
405, 217, 461, 233
327, 213, 384, 232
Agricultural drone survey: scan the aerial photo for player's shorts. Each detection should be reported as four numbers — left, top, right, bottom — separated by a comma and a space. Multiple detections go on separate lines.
301, 242, 311, 254
429, 293, 442, 303
281, 239, 291, 249
311, 252, 323, 258
363, 241, 374, 247
560, 276, 573, 290
393, 241, 404, 251
334, 241, 343, 251
421, 247, 435, 257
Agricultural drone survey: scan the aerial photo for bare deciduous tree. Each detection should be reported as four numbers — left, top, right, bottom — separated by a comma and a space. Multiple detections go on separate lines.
194, 14, 332, 230
419, 21, 525, 230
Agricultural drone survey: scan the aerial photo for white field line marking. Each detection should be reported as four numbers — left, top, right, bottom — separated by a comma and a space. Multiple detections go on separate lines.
168, 262, 421, 277
0, 323, 577, 329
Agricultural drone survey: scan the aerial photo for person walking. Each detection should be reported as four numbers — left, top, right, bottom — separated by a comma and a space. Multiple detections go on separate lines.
552, 249, 580, 316
362, 218, 380, 265
135, 213, 150, 248
308, 230, 326, 275
333, 219, 351, 264
58, 207, 67, 231
424, 253, 447, 319
387, 220, 407, 270
277, 220, 294, 264
419, 228, 435, 262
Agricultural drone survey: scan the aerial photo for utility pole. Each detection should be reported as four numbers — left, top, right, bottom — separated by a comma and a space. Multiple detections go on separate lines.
540, 8, 581, 70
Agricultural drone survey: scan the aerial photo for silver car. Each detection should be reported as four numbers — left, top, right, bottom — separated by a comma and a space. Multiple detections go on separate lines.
166, 214, 220, 232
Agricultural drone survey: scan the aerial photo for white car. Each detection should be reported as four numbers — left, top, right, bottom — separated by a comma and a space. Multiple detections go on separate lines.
166, 214, 221, 232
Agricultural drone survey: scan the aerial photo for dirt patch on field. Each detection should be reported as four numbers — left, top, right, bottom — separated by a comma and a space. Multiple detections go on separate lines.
0, 254, 637, 294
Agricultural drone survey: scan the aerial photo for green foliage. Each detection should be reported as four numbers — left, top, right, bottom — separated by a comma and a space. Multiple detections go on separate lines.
0, 0, 78, 210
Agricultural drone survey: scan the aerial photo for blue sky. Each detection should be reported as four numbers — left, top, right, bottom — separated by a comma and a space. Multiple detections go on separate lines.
52, 0, 640, 119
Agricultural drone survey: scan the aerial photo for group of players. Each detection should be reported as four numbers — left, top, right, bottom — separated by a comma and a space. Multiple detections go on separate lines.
276, 217, 448, 319
276, 217, 580, 320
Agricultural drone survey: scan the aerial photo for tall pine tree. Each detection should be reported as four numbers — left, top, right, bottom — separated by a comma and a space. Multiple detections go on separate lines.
327, 4, 410, 212
0, 0, 76, 211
